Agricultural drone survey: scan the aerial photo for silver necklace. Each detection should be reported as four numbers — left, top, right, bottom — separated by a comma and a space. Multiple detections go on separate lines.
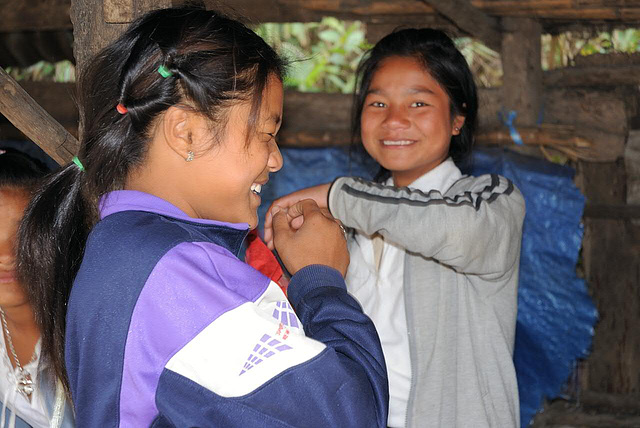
0, 307, 35, 400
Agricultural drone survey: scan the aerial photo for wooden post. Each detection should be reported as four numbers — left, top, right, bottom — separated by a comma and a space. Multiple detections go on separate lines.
499, 17, 542, 157
421, 0, 501, 50
72, 0, 173, 77
70, 0, 173, 141
500, 17, 542, 127
0, 67, 78, 165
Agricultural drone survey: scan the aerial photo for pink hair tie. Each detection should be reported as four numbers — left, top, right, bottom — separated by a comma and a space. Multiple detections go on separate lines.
116, 103, 128, 114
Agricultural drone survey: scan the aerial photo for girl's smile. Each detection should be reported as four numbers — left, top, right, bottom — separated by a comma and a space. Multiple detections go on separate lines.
360, 55, 465, 187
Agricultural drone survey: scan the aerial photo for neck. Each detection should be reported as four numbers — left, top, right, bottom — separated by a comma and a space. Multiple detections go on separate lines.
1, 303, 40, 368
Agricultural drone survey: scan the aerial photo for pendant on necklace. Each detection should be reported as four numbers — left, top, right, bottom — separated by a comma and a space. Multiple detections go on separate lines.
16, 371, 34, 399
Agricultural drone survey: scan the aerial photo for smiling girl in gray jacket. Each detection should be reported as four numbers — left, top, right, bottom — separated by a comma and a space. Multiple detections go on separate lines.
266, 29, 525, 428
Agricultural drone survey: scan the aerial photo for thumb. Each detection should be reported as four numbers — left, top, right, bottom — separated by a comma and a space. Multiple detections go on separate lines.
271, 207, 293, 243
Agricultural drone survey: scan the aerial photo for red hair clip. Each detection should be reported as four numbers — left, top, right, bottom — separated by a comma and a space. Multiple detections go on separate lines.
116, 103, 128, 114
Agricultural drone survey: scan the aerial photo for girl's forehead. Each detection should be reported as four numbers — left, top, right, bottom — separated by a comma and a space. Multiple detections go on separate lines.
373, 56, 432, 81
368, 56, 444, 96
0, 187, 29, 216
260, 76, 284, 120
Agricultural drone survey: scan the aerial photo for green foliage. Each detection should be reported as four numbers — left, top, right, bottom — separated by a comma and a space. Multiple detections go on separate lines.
255, 18, 371, 93
4, 23, 639, 92
4, 60, 75, 82
543, 29, 640, 70
580, 28, 640, 55
455, 37, 502, 87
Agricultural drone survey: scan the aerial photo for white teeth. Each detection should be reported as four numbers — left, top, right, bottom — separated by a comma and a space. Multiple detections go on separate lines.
383, 140, 414, 146
251, 184, 262, 194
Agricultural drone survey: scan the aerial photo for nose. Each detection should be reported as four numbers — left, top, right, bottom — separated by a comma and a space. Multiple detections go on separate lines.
268, 140, 283, 173
0, 235, 16, 269
382, 105, 410, 130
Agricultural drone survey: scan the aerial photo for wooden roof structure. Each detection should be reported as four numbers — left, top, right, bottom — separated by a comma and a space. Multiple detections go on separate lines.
0, 2, 639, 425
2, 0, 640, 67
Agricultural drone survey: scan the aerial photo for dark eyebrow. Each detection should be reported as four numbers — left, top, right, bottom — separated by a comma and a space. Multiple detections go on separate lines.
408, 86, 435, 95
366, 87, 436, 96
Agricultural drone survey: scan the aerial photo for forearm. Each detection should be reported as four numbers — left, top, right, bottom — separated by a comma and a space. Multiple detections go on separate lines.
287, 265, 389, 426
328, 175, 525, 276
157, 264, 389, 427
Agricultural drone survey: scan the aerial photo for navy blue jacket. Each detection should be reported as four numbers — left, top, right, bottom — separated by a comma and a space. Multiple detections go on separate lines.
65, 191, 388, 427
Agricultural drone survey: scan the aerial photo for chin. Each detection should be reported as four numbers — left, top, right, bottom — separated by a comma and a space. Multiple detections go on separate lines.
247, 214, 259, 230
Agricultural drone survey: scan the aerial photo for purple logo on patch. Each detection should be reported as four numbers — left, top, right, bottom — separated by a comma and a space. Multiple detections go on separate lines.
272, 301, 299, 328
239, 333, 293, 376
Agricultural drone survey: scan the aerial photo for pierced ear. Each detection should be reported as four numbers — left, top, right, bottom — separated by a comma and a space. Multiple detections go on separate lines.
162, 106, 194, 161
452, 114, 466, 136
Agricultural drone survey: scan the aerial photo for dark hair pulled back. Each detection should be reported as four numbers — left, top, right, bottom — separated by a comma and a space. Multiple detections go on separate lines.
0, 147, 48, 190
351, 28, 478, 181
17, 6, 285, 396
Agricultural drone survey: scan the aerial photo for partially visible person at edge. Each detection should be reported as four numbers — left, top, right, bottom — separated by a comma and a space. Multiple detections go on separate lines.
0, 148, 74, 428
17, 7, 388, 427
265, 29, 525, 428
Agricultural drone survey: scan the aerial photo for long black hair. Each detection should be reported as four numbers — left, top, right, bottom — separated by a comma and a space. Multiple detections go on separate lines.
351, 28, 478, 181
17, 6, 285, 396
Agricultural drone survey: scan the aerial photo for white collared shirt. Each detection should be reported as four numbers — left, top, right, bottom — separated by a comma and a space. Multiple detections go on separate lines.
345, 158, 462, 427
0, 335, 49, 428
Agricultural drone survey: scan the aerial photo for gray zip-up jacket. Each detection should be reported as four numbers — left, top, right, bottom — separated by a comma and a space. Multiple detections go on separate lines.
328, 173, 525, 428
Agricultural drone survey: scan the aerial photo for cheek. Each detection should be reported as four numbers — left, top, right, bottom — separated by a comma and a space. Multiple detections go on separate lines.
360, 112, 378, 136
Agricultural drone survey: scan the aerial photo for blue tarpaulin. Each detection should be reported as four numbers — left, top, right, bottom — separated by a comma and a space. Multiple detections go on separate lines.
259, 146, 597, 427
6, 139, 597, 427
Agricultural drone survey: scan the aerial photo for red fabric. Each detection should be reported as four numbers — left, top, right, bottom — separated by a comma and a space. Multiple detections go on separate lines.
245, 230, 288, 295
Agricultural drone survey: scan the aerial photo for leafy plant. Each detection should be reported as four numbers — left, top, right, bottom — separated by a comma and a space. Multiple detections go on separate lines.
4, 23, 639, 91
4, 60, 75, 82
455, 37, 502, 87
543, 29, 640, 70
255, 18, 371, 93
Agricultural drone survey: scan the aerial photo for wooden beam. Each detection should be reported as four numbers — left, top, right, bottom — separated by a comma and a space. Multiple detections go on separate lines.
205, 0, 445, 24
3, 81, 625, 161
1, 0, 640, 34
579, 391, 640, 414
419, 0, 501, 50
0, 67, 78, 165
0, 0, 72, 32
544, 64, 640, 87
584, 204, 640, 219
277, 88, 626, 161
533, 397, 640, 427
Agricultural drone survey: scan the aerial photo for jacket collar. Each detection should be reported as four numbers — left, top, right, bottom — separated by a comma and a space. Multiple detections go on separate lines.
99, 190, 250, 256
389, 157, 462, 193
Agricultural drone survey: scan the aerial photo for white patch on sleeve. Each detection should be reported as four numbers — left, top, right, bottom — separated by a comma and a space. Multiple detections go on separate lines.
255, 281, 304, 335
165, 282, 325, 397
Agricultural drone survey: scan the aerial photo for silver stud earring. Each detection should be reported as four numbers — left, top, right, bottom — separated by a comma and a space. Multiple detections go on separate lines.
186, 151, 194, 162
454, 127, 460, 132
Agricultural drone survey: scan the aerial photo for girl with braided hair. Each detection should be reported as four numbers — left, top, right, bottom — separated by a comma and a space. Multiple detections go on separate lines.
17, 8, 388, 426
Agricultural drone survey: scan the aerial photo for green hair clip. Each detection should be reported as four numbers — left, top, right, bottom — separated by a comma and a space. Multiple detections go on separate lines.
72, 156, 85, 171
157, 65, 173, 78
